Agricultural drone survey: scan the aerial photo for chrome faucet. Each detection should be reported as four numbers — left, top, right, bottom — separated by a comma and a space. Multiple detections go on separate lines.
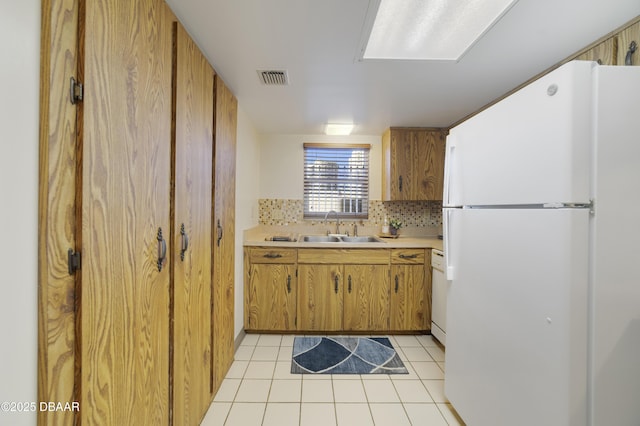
324, 210, 339, 235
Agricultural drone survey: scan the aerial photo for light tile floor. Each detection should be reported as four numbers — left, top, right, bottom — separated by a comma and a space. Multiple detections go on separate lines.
201, 334, 465, 425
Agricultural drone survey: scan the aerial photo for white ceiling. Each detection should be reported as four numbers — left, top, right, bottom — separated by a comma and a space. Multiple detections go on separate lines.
165, 0, 640, 136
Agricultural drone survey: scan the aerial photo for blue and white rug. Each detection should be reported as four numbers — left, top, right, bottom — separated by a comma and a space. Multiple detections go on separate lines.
291, 337, 408, 374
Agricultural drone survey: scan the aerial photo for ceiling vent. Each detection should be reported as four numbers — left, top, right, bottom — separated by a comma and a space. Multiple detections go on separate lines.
257, 70, 289, 86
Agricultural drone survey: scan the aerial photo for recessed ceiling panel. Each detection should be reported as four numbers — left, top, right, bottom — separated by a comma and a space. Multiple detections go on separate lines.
363, 0, 519, 61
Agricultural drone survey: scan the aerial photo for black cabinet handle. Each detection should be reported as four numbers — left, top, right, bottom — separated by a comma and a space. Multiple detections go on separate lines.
263, 253, 283, 259
399, 253, 418, 259
348, 275, 352, 293
625, 41, 637, 65
334, 275, 339, 294
180, 223, 189, 261
157, 227, 167, 272
216, 219, 223, 247
399, 175, 403, 192
395, 275, 399, 293
287, 275, 292, 293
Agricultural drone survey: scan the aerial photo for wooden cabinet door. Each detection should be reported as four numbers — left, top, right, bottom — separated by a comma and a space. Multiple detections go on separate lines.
343, 265, 390, 331
248, 264, 297, 331
80, 0, 173, 424
390, 264, 427, 331
618, 21, 640, 66
576, 37, 617, 65
389, 129, 415, 200
212, 76, 237, 394
172, 22, 214, 425
415, 130, 446, 200
384, 128, 446, 201
38, 0, 80, 424
298, 264, 343, 331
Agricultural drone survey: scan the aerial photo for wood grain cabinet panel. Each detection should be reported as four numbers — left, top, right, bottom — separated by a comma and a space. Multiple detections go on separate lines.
248, 247, 297, 264
576, 37, 618, 65
38, 0, 80, 424
343, 265, 390, 331
390, 249, 431, 332
390, 264, 427, 331
382, 128, 446, 201
618, 20, 640, 65
245, 247, 298, 331
80, 0, 173, 423
212, 76, 237, 395
297, 264, 344, 331
247, 263, 297, 331
172, 22, 214, 425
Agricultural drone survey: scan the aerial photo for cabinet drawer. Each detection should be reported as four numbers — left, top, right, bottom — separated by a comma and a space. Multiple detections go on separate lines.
391, 249, 425, 264
248, 247, 297, 263
298, 249, 390, 264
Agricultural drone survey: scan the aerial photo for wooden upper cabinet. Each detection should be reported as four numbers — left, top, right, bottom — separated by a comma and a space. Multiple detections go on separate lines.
574, 18, 640, 66
618, 20, 640, 65
575, 36, 618, 65
382, 128, 447, 201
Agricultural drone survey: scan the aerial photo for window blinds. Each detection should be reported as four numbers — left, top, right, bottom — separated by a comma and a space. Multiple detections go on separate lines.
303, 143, 370, 219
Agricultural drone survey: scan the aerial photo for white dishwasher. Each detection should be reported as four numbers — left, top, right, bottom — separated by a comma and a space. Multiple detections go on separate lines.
431, 249, 448, 346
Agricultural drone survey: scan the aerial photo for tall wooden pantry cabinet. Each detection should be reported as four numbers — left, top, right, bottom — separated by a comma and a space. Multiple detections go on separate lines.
172, 22, 215, 425
211, 75, 238, 394
38, 0, 236, 424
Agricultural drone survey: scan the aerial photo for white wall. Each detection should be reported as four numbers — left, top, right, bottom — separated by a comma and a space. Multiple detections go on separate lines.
234, 106, 262, 340
259, 134, 382, 200
0, 2, 40, 425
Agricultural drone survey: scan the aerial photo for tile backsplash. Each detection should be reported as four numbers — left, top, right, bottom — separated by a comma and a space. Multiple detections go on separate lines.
259, 199, 442, 228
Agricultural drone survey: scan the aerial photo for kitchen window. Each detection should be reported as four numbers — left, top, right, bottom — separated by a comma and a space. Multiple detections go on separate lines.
303, 143, 370, 219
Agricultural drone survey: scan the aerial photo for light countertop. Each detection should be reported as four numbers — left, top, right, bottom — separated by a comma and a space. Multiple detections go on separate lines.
243, 225, 444, 251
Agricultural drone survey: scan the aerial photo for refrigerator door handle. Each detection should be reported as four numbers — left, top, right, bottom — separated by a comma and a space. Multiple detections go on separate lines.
443, 209, 455, 280
443, 135, 456, 206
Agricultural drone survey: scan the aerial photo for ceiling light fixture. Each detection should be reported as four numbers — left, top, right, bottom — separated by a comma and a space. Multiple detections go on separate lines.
361, 0, 519, 61
325, 123, 354, 136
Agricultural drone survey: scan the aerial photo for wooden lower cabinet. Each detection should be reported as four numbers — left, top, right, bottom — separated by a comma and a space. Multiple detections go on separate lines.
390, 264, 427, 330
298, 264, 344, 331
246, 247, 427, 333
245, 246, 430, 333
343, 264, 390, 331
390, 249, 431, 331
245, 248, 298, 331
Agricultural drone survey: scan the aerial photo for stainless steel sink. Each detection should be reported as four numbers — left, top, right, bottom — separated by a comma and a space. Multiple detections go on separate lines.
339, 236, 385, 243
301, 235, 341, 243
300, 235, 385, 243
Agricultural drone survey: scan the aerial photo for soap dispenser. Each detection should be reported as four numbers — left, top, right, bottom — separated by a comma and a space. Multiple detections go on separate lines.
382, 215, 389, 234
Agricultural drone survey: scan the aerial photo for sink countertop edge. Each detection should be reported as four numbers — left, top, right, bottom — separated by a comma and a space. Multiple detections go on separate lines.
243, 233, 444, 251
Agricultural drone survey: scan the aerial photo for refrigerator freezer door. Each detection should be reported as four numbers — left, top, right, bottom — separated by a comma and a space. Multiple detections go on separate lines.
590, 66, 640, 426
444, 61, 593, 207
444, 208, 589, 426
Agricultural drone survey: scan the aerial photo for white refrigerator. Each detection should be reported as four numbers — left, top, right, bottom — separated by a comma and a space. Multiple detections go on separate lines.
442, 61, 640, 426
